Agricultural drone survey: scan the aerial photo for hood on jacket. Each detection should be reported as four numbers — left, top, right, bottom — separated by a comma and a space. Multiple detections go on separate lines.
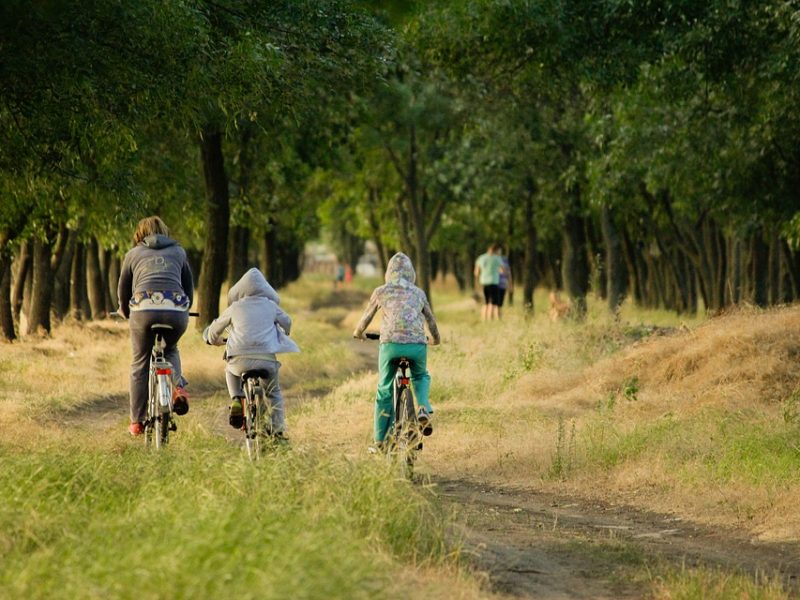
141, 234, 177, 250
228, 268, 280, 305
385, 252, 416, 285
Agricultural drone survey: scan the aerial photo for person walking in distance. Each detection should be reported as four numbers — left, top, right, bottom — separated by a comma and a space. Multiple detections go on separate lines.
117, 216, 193, 436
474, 243, 504, 321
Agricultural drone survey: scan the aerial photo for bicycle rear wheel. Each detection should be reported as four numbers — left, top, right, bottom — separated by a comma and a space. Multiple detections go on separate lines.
144, 368, 157, 448
393, 387, 418, 479
244, 380, 267, 460
155, 373, 172, 448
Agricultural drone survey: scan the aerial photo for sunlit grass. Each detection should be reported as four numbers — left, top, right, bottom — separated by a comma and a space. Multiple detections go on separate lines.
0, 431, 453, 600
651, 566, 790, 600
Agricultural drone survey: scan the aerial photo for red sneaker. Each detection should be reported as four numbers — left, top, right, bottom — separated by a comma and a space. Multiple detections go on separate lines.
172, 386, 189, 415
129, 422, 144, 436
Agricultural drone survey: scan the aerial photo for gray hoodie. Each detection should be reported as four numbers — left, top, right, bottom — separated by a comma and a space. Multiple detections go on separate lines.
117, 234, 194, 318
203, 268, 300, 357
353, 252, 441, 345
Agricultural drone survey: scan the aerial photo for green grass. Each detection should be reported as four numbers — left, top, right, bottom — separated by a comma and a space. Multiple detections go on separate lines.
650, 566, 790, 600
578, 407, 800, 487
0, 430, 450, 599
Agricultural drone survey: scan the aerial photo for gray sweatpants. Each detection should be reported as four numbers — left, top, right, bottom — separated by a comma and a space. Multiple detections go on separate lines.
128, 309, 189, 423
226, 357, 285, 433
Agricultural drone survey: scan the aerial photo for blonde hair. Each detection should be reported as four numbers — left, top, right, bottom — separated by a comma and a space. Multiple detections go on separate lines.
133, 216, 170, 245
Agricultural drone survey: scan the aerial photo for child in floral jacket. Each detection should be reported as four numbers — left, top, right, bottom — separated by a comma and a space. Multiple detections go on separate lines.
353, 252, 441, 446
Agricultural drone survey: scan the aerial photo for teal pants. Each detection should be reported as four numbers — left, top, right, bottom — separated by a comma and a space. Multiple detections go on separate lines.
375, 342, 432, 442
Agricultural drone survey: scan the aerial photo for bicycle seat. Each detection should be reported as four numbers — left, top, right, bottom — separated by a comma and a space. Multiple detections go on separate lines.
241, 370, 271, 381
150, 324, 173, 331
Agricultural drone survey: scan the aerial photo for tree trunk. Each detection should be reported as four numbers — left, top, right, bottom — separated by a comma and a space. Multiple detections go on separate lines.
522, 178, 537, 311
751, 229, 769, 307
107, 252, 121, 312
768, 226, 781, 305
601, 203, 627, 314
197, 128, 230, 328
366, 188, 388, 273
0, 253, 13, 341
70, 242, 90, 320
260, 223, 280, 288
53, 230, 77, 320
100, 248, 116, 313
11, 240, 31, 323
86, 237, 106, 319
782, 240, 799, 302
227, 225, 250, 286
26, 237, 54, 334
561, 188, 589, 319
0, 230, 15, 341
621, 228, 644, 306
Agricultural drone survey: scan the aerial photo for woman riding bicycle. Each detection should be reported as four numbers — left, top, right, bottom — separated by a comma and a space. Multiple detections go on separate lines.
117, 216, 193, 436
353, 252, 441, 449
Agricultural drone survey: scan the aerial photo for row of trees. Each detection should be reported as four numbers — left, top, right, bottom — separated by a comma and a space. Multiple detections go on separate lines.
1, 0, 387, 339
3, 1, 800, 341
320, 0, 800, 317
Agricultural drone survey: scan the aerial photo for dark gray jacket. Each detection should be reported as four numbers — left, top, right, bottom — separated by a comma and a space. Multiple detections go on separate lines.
203, 268, 300, 357
117, 234, 194, 318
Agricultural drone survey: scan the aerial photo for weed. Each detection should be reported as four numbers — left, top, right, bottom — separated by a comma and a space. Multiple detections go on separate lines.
621, 376, 640, 402
520, 341, 544, 371
782, 387, 800, 424
549, 416, 577, 480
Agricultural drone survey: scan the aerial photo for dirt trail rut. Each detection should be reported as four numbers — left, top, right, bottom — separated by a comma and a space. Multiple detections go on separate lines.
435, 479, 800, 598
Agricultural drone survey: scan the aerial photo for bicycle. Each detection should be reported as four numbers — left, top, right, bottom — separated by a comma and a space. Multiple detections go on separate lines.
110, 310, 199, 449
238, 369, 283, 460
364, 332, 423, 478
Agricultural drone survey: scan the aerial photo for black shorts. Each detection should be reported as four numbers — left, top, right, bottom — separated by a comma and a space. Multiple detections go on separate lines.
497, 287, 507, 307
483, 284, 500, 306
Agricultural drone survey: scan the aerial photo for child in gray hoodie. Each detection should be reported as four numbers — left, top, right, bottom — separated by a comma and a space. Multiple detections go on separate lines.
203, 268, 299, 434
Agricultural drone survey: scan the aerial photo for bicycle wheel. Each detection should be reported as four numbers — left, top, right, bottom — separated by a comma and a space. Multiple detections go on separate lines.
144, 367, 157, 448
155, 373, 172, 449
393, 387, 417, 478
244, 379, 266, 460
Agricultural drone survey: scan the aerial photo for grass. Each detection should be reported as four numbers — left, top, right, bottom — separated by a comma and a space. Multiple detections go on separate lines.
0, 276, 490, 600
3, 274, 799, 598
651, 567, 790, 600
0, 431, 452, 599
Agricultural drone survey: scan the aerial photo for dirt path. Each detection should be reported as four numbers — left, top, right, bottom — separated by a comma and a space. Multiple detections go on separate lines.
435, 479, 800, 599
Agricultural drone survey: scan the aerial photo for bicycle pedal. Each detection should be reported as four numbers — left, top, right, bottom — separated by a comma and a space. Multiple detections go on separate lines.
169, 419, 177, 432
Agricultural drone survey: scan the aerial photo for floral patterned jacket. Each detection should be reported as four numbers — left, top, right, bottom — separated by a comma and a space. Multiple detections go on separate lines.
353, 253, 441, 345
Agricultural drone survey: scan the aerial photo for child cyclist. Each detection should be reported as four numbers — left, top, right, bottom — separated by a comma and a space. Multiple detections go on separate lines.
353, 252, 441, 449
203, 268, 299, 436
